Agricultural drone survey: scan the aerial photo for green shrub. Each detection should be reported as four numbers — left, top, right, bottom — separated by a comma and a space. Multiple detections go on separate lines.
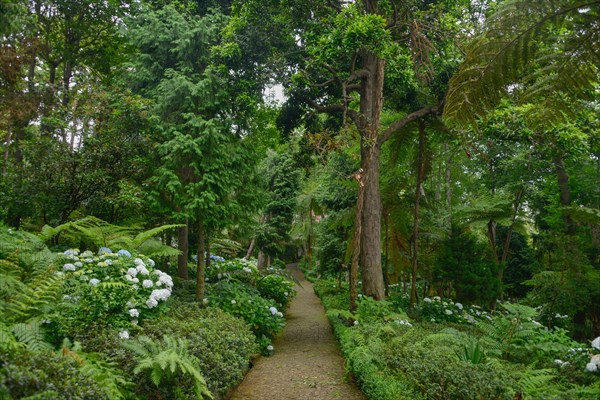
207, 281, 285, 340
256, 274, 295, 310
0, 348, 108, 399
53, 249, 173, 336
142, 303, 257, 397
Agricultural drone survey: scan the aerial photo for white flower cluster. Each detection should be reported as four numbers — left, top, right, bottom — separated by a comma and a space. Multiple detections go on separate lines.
146, 288, 171, 308
269, 306, 283, 318
395, 319, 413, 327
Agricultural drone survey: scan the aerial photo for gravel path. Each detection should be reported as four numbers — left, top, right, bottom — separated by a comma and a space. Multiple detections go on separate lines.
229, 264, 365, 400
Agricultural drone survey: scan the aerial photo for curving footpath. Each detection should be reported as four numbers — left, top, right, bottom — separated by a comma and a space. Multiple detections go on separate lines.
229, 264, 365, 400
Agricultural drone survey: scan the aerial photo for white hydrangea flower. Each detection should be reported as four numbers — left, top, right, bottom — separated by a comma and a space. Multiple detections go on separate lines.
423, 297, 432, 303
81, 250, 93, 258
353, 320, 359, 326
132, 277, 139, 283
585, 363, 598, 372
277, 312, 283, 318
85, 258, 93, 263
129, 308, 140, 318
127, 268, 138, 277
284, 292, 288, 296
243, 267, 252, 273
455, 303, 463, 310
231, 299, 237, 305
591, 336, 600, 350
267, 345, 274, 351
63, 263, 76, 272
433, 296, 441, 301
142, 279, 153, 288
74, 262, 83, 268
89, 278, 100, 286
118, 330, 129, 339
445, 309, 453, 315
146, 298, 158, 308
202, 298, 209, 305
136, 265, 149, 276
554, 359, 564, 366
126, 300, 136, 308
269, 306, 278, 315
134, 258, 144, 265
147, 259, 155, 267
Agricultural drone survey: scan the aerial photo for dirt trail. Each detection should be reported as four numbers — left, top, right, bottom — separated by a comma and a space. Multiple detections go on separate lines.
229, 264, 365, 400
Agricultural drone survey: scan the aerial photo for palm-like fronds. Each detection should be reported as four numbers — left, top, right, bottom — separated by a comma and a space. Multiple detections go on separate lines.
444, 0, 600, 127
123, 335, 212, 399
41, 216, 182, 258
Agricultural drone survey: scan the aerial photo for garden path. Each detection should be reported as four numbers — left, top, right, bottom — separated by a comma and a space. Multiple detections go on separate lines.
229, 264, 365, 400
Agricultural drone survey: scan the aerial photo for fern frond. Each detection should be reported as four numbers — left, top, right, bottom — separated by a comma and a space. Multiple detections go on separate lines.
444, 0, 600, 128
131, 224, 183, 249
11, 320, 53, 351
123, 335, 213, 399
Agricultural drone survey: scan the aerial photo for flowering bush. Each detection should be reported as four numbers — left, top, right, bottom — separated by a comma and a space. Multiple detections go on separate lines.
204, 257, 257, 282
207, 281, 285, 341
54, 248, 173, 334
204, 257, 296, 311
256, 274, 295, 310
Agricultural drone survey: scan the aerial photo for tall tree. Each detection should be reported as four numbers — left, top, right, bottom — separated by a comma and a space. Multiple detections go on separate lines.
229, 0, 465, 299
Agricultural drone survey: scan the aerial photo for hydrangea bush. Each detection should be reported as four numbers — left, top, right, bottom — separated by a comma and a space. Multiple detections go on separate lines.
54, 248, 173, 334
207, 280, 285, 346
204, 257, 296, 311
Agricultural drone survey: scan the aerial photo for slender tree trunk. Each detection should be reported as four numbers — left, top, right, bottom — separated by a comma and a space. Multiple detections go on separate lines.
411, 121, 426, 305
445, 142, 452, 225
357, 49, 386, 300
498, 186, 525, 285
257, 251, 267, 269
195, 221, 206, 300
307, 208, 313, 260
553, 155, 576, 236
487, 219, 498, 261
3, 128, 11, 177
350, 169, 366, 313
383, 210, 389, 296
177, 219, 189, 279
245, 237, 256, 259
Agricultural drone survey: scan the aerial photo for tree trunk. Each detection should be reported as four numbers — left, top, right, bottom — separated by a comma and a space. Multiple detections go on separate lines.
177, 219, 189, 279
357, 49, 386, 300
553, 155, 576, 236
350, 169, 366, 313
383, 210, 389, 296
257, 250, 267, 269
410, 121, 426, 305
245, 237, 256, 259
195, 221, 206, 300
445, 142, 452, 225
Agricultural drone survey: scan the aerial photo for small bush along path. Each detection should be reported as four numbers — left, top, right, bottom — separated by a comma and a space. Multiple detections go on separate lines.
230, 264, 365, 400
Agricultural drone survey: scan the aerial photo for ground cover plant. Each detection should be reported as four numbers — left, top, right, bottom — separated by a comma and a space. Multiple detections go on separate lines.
312, 276, 600, 400
0, 225, 296, 399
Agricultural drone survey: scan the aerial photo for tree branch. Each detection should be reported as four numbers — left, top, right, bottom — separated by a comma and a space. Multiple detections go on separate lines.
378, 102, 444, 145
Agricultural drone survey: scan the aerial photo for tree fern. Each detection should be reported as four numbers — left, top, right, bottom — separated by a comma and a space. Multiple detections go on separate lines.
123, 335, 213, 399
444, 0, 600, 128
41, 216, 181, 258
477, 303, 540, 361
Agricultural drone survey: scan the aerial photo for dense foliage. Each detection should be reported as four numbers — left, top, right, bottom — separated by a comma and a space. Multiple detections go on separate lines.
1, 0, 599, 398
